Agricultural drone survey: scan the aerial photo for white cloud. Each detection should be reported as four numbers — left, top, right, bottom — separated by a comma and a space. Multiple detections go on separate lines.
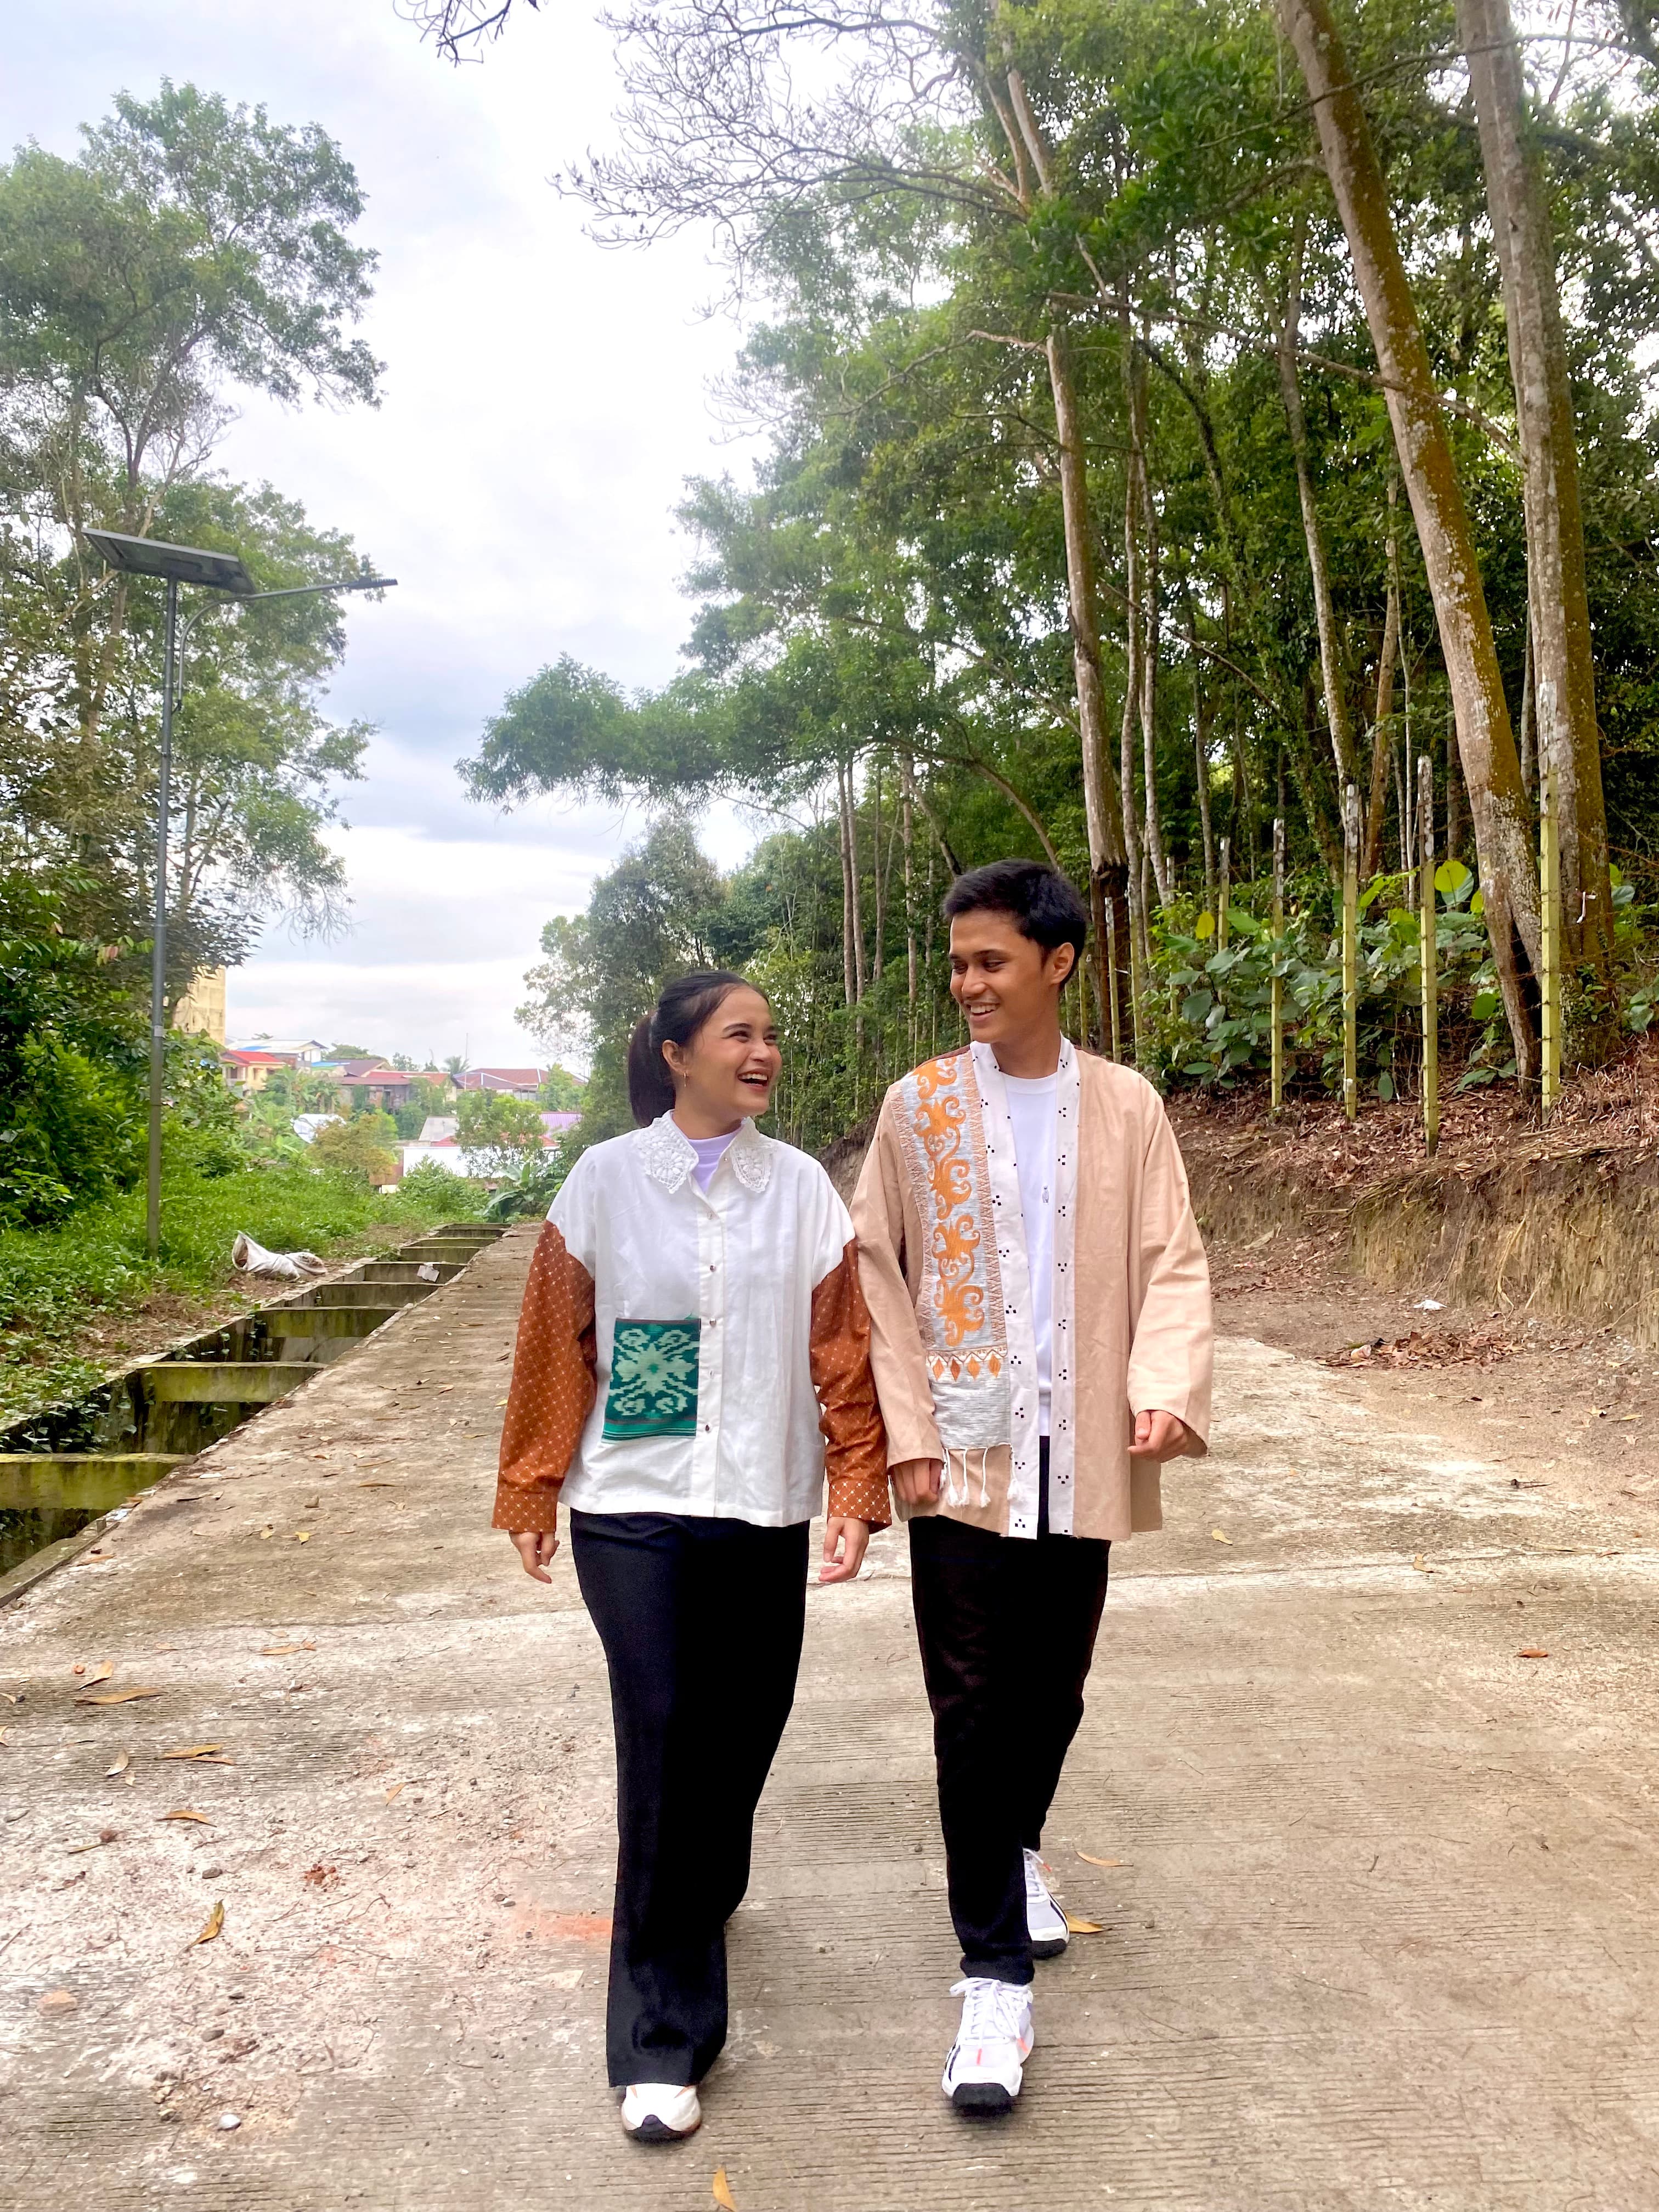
4, 1, 768, 1061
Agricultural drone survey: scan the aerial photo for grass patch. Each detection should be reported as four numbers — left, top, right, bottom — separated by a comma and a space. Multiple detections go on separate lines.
0, 1160, 483, 1426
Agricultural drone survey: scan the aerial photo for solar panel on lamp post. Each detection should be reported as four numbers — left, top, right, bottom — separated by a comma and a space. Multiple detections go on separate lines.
83, 531, 398, 1259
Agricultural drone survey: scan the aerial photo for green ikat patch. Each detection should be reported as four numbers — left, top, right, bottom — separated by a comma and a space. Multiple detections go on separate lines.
602, 1318, 702, 1439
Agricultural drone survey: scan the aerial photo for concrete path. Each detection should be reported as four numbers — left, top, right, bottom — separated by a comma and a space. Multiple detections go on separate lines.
4, 1223, 1657, 2210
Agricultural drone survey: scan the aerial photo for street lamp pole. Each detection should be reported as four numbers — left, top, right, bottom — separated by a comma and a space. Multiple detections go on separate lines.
147, 577, 180, 1258
85, 531, 396, 1259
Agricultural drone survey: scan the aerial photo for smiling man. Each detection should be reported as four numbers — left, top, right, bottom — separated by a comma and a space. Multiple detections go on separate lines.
851, 859, 1213, 2117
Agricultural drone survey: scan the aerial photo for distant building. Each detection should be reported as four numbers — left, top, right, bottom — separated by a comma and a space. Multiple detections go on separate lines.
228, 1034, 331, 1064
221, 1048, 294, 1094
176, 968, 228, 1045
455, 1066, 545, 1099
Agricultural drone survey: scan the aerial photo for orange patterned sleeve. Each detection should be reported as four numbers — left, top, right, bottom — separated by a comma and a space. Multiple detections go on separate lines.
810, 1240, 891, 1529
491, 1221, 597, 1534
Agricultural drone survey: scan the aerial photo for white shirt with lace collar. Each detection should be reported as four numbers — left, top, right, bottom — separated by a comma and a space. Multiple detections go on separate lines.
504, 1113, 888, 1528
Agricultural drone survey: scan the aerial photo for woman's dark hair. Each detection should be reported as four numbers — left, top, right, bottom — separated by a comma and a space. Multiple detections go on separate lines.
941, 859, 1088, 962
626, 969, 763, 1126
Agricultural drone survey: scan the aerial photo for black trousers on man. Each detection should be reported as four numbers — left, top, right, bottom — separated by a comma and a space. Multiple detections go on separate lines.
570, 1509, 808, 2086
907, 1440, 1111, 1986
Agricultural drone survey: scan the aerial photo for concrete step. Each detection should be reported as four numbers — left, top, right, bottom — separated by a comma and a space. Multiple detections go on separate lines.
263, 1306, 402, 1341
391, 1243, 488, 1263
139, 1362, 316, 1404
0, 1454, 188, 1511
272, 1281, 433, 1311
352, 1261, 463, 1285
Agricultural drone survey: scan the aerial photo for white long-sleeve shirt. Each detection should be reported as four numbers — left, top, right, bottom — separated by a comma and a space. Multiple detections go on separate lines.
493, 1113, 890, 1531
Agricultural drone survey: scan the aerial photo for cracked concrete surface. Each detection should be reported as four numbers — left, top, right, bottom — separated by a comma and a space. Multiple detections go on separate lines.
3, 1221, 1656, 2209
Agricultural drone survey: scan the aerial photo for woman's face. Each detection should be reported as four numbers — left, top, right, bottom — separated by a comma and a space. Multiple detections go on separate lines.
664, 986, 781, 1132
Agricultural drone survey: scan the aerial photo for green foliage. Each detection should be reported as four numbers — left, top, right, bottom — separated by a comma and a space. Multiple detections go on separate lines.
454, 1089, 544, 1178
395, 1160, 486, 1216
537, 1065, 585, 1111
311, 1110, 399, 1186
484, 1148, 572, 1221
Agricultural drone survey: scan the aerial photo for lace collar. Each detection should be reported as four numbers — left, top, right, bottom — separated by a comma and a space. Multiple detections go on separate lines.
638, 1112, 774, 1195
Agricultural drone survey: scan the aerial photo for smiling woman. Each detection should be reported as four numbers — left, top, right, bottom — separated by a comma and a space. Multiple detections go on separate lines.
489, 960, 889, 2139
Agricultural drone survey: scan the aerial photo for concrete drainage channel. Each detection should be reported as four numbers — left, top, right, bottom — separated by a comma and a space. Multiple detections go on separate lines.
0, 1220, 508, 1602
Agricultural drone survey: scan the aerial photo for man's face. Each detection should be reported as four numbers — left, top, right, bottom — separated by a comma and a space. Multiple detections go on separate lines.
947, 910, 1074, 1046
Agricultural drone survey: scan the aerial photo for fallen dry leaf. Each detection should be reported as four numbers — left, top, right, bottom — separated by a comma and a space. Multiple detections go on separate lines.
309, 1452, 329, 1461
293, 1530, 311, 1543
0, 1728, 10, 1747
162, 1809, 210, 1824
1063, 1912, 1103, 1934
1210, 1528, 1232, 1544
713, 2169, 739, 2211
189, 1900, 225, 1949
66, 1829, 119, 1854
1076, 1852, 1125, 1868
1413, 1554, 1428, 1572
160, 1744, 227, 1760
259, 1643, 315, 1657
0, 1690, 20, 1704
75, 1686, 162, 1706
1519, 1646, 1550, 1659
83, 1662, 113, 1686
384, 1782, 405, 1803
258, 1526, 274, 1541
38, 1989, 77, 2013
105, 1751, 131, 1778
357, 1481, 394, 1489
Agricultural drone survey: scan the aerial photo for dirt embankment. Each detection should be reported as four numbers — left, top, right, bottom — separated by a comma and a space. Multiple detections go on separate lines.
1171, 1037, 1659, 1352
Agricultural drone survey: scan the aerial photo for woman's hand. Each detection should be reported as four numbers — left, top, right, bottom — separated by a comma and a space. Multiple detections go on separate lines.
509, 1526, 560, 1582
819, 1515, 871, 1585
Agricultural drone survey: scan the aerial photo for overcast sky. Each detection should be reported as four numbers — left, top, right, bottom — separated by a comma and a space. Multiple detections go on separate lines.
3, 0, 763, 1065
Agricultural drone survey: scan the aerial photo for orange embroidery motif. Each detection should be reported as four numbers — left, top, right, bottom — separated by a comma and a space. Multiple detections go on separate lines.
905, 1053, 1003, 1355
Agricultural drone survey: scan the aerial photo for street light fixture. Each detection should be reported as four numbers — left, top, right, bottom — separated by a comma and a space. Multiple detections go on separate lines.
84, 529, 398, 1258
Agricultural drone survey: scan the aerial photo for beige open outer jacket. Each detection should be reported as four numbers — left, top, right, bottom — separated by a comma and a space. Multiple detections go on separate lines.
850, 1040, 1213, 1543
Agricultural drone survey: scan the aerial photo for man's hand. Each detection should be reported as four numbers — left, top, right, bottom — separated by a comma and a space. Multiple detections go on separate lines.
1129, 1409, 1192, 1462
819, 1515, 871, 1584
509, 1526, 559, 1582
892, 1457, 943, 1508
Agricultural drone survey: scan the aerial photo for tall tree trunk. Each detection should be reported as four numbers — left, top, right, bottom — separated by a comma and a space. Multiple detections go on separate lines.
900, 753, 918, 1057
1277, 211, 1360, 792
1277, 0, 1542, 1082
1046, 325, 1132, 1049
847, 763, 867, 1001
1459, 0, 1615, 1039
1362, 482, 1402, 878
871, 760, 886, 986
837, 759, 857, 1008
1126, 335, 1170, 905
1196, 710, 1216, 914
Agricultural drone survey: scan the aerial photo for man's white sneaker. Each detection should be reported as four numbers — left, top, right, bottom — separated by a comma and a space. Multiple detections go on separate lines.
1024, 1847, 1070, 1959
620, 2082, 702, 2142
941, 1976, 1035, 2115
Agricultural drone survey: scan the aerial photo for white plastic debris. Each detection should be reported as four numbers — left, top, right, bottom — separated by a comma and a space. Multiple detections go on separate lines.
1411, 1297, 1445, 1312
231, 1233, 329, 1280
217, 2113, 241, 2131
416, 1262, 440, 1283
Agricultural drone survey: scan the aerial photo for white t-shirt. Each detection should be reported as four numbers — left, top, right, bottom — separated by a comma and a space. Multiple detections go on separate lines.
999, 1069, 1059, 1435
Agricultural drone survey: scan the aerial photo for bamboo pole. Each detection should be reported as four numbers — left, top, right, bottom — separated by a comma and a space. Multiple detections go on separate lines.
1418, 753, 1439, 1156
1539, 681, 1562, 1116
1271, 816, 1286, 1112
1342, 783, 1359, 1120
1217, 835, 1232, 949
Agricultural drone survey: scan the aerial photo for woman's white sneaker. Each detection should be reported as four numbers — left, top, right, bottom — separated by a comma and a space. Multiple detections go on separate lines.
1024, 1848, 1070, 1958
941, 1976, 1035, 2114
620, 2082, 702, 2141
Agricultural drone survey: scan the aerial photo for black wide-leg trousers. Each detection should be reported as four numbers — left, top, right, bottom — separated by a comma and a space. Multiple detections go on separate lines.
907, 1441, 1111, 1986
569, 1509, 808, 2086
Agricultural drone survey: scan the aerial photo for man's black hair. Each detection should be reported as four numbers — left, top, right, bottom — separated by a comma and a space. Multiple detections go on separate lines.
941, 859, 1088, 961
